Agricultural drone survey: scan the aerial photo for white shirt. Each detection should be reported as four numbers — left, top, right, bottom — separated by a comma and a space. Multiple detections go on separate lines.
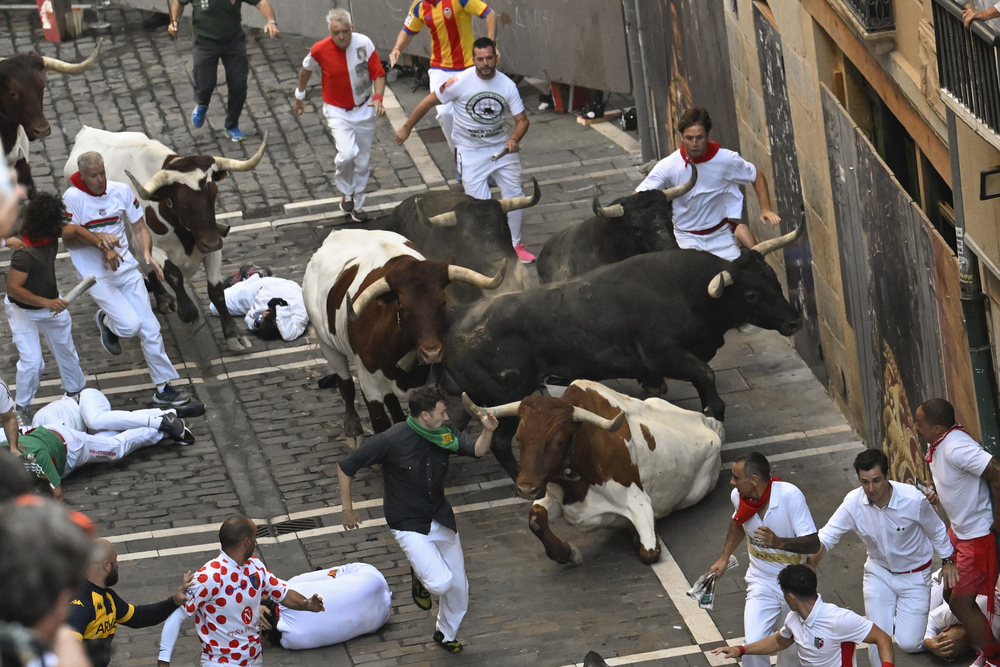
179, 552, 289, 667
62, 181, 144, 282
732, 481, 817, 582
0, 377, 12, 414
276, 563, 391, 650
209, 275, 309, 342
779, 595, 872, 667
818, 481, 952, 572
929, 428, 994, 540
435, 67, 525, 150
636, 148, 757, 234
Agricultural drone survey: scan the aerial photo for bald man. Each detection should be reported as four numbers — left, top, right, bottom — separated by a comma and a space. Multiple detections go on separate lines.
67, 539, 192, 667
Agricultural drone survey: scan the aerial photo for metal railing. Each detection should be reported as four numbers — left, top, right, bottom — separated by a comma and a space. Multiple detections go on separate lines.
844, 0, 895, 32
934, 0, 1000, 137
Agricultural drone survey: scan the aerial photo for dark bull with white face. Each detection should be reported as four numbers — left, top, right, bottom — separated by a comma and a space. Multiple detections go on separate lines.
536, 166, 697, 283
0, 40, 103, 191
64, 126, 268, 352
443, 226, 804, 480
381, 179, 540, 303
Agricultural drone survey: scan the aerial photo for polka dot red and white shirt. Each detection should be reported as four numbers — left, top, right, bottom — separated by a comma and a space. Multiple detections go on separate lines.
182, 551, 288, 667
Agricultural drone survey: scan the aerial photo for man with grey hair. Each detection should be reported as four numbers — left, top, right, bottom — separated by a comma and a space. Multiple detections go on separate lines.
63, 152, 191, 406
293, 9, 385, 223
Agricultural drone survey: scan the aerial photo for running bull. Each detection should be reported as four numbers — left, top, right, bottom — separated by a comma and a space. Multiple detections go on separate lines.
535, 167, 696, 283
1, 40, 103, 191
63, 126, 267, 351
381, 179, 540, 303
444, 227, 803, 479
465, 380, 722, 564
302, 227, 505, 443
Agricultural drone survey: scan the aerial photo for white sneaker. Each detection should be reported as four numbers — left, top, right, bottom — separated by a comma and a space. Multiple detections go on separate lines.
972, 652, 987, 667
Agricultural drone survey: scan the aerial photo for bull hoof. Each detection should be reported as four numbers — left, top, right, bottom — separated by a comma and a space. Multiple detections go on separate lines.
156, 295, 177, 314
638, 544, 662, 564
641, 381, 669, 396
346, 434, 365, 450
344, 416, 364, 439
569, 545, 583, 565
227, 335, 253, 351
177, 305, 200, 323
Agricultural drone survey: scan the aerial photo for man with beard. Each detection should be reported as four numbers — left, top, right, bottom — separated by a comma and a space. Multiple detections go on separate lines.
67, 539, 193, 667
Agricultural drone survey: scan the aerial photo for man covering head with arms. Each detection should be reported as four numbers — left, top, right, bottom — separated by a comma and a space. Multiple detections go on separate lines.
158, 515, 324, 667
713, 564, 895, 667
915, 397, 1000, 667
809, 448, 955, 665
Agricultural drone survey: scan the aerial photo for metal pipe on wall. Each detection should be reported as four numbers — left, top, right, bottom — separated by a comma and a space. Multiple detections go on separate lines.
622, 0, 656, 162
948, 109, 1000, 455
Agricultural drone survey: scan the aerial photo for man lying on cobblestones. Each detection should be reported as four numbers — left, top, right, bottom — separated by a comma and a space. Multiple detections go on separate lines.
209, 264, 308, 342
916, 398, 1000, 667
293, 8, 385, 224
68, 538, 192, 667
338, 386, 498, 653
157, 515, 325, 667
922, 568, 1000, 660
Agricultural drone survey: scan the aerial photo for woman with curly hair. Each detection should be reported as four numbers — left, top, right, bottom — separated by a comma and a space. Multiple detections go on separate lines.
4, 192, 119, 424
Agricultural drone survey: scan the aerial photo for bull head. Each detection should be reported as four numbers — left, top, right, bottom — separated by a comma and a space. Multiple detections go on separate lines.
592, 164, 698, 218
424, 177, 541, 227
707, 224, 803, 298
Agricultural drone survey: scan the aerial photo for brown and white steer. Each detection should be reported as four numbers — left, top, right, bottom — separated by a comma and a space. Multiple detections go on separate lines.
302, 228, 504, 443
1, 40, 103, 191
465, 380, 723, 564
63, 126, 267, 351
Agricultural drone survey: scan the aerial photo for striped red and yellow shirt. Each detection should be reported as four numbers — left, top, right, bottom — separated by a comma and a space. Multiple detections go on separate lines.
402, 0, 491, 71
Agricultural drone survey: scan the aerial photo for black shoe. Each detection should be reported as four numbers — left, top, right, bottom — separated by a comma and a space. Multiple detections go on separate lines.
158, 413, 187, 440
174, 400, 205, 419
340, 196, 354, 213
95, 310, 121, 355
152, 384, 191, 406
350, 208, 368, 223
411, 567, 432, 610
433, 630, 463, 653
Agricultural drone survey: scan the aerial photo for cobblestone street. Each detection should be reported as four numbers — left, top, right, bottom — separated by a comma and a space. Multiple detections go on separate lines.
0, 6, 945, 667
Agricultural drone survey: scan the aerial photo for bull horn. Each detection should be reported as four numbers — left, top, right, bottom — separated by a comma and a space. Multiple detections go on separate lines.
346, 277, 391, 321
707, 271, 734, 298
214, 131, 268, 172
448, 260, 506, 290
461, 393, 521, 419
414, 198, 458, 227
592, 195, 624, 218
751, 224, 803, 257
42, 38, 103, 74
663, 163, 698, 201
571, 406, 626, 432
498, 177, 540, 213
124, 168, 171, 201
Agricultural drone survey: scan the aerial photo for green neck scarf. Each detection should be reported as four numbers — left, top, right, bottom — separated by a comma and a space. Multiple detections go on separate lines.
407, 415, 459, 452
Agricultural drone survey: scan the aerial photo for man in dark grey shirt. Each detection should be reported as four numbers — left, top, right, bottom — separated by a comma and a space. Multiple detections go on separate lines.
338, 386, 497, 654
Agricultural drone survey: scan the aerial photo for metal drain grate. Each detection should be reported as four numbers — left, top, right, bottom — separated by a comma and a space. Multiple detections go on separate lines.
272, 517, 322, 536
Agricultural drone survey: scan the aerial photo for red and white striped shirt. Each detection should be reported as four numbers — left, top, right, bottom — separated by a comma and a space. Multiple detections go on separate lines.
302, 33, 385, 110
181, 552, 288, 667
62, 180, 143, 282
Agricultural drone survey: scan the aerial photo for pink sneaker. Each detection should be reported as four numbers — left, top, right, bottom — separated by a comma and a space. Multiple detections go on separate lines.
514, 242, 536, 264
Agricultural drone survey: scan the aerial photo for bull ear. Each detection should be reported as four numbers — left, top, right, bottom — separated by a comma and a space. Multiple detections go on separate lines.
212, 170, 229, 182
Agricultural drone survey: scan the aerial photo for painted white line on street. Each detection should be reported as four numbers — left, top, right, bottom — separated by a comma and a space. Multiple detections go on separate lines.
723, 441, 863, 469
284, 183, 430, 211
217, 211, 243, 221
650, 543, 724, 646
721, 424, 853, 452
381, 86, 446, 186
589, 121, 642, 155
28, 377, 202, 406
215, 357, 325, 381
560, 645, 702, 667
212, 343, 319, 366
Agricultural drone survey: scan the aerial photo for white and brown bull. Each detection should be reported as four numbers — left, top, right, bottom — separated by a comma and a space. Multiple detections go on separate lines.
302, 227, 504, 444
1, 40, 103, 191
63, 126, 267, 351
464, 380, 723, 564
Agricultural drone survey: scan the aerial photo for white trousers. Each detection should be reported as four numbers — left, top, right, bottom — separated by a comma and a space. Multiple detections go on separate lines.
55, 423, 163, 475
457, 145, 525, 245
4, 298, 86, 406
324, 103, 376, 210
864, 559, 931, 663
743, 577, 801, 667
392, 520, 469, 641
429, 68, 461, 150
79, 388, 169, 431
675, 227, 741, 261
88, 270, 179, 388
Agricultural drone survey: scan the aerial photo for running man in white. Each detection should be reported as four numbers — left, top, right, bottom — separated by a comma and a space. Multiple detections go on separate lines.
808, 448, 955, 665
713, 565, 895, 667
293, 8, 385, 223
209, 270, 308, 342
62, 151, 191, 406
705, 452, 819, 667
635, 107, 780, 261
395, 37, 535, 263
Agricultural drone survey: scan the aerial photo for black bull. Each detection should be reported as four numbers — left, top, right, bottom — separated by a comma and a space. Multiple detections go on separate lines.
442, 234, 803, 480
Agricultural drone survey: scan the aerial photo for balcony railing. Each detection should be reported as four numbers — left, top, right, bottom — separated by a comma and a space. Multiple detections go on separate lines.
934, 0, 1000, 137
844, 0, 894, 32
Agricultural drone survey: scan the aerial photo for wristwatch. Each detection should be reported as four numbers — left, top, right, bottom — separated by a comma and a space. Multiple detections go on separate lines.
942, 557, 956, 566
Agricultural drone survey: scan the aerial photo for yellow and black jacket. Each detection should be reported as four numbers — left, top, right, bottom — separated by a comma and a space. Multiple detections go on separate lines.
67, 582, 178, 667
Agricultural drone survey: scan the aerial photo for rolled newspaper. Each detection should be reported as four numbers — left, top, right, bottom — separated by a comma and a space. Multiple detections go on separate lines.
491, 147, 510, 162
63, 275, 97, 305
686, 554, 739, 611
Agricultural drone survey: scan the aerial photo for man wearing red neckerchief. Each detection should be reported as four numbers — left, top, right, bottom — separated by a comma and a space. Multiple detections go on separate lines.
916, 398, 1000, 667
635, 107, 780, 261
705, 452, 819, 667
